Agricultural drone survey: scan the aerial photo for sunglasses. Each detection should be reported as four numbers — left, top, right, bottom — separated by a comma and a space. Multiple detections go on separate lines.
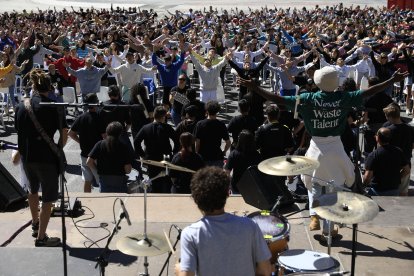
178, 78, 186, 81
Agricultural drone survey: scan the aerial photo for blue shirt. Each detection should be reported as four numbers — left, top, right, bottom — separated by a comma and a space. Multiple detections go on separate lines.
67, 66, 108, 94
152, 52, 185, 87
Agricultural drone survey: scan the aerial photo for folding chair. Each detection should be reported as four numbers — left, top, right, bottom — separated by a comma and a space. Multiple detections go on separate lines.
62, 87, 77, 117
0, 91, 12, 129
97, 86, 110, 102
14, 75, 24, 102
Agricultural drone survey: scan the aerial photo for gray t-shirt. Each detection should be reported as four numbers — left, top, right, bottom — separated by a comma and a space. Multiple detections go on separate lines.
180, 213, 271, 275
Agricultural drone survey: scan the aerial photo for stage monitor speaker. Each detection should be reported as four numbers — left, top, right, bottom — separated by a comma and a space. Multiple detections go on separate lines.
0, 162, 27, 211
237, 165, 294, 210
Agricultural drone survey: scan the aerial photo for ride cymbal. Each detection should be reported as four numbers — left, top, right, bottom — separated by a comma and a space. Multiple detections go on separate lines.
313, 192, 379, 224
139, 159, 195, 173
117, 233, 170, 257
258, 155, 320, 176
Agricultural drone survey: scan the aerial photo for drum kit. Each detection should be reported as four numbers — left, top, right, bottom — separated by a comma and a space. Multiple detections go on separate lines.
98, 155, 378, 275
254, 155, 379, 276
96, 158, 195, 276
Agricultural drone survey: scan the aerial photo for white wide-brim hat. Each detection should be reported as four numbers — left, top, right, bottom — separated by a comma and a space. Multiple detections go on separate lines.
314, 67, 339, 92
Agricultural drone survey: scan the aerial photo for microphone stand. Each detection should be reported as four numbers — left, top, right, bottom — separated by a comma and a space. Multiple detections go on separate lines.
95, 212, 127, 276
159, 228, 181, 276
39, 101, 68, 276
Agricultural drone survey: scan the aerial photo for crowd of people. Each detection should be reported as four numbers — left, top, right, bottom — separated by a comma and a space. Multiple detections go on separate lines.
6, 4, 414, 255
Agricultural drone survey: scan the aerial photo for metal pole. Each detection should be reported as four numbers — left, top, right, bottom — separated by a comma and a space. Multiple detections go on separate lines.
351, 223, 358, 276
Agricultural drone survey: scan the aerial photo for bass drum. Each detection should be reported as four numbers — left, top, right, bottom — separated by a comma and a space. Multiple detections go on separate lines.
248, 211, 290, 264
277, 249, 340, 275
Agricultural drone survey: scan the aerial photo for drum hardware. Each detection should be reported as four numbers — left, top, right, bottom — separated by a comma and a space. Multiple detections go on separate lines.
301, 177, 350, 255
139, 158, 196, 173
313, 192, 379, 276
248, 211, 290, 264
117, 172, 170, 276
258, 155, 320, 176
277, 249, 342, 276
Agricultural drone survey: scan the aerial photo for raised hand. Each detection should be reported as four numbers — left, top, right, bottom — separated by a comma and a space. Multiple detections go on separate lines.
238, 78, 258, 91
392, 68, 409, 83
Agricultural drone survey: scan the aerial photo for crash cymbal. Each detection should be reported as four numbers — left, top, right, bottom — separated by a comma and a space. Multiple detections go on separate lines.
313, 192, 379, 224
117, 233, 170, 257
139, 159, 195, 173
258, 155, 320, 176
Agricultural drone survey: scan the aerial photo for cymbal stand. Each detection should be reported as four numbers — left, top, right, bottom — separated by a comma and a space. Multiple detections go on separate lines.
351, 224, 358, 276
138, 172, 167, 276
302, 174, 345, 255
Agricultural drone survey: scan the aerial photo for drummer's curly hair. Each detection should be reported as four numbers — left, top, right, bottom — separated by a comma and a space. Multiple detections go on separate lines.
29, 69, 52, 94
190, 167, 230, 213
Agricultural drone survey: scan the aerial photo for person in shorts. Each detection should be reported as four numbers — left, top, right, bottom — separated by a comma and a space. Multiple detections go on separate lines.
68, 93, 102, 192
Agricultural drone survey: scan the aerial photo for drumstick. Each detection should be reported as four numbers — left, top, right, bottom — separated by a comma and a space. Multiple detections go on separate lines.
163, 229, 176, 257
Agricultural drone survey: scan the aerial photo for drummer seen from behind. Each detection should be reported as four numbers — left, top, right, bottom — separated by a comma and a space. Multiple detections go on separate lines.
177, 167, 273, 276
239, 67, 409, 237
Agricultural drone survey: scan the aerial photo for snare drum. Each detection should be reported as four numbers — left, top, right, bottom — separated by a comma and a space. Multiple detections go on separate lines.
278, 249, 340, 275
248, 211, 290, 263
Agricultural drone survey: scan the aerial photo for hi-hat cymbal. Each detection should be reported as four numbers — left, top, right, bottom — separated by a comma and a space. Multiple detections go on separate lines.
139, 159, 196, 173
313, 192, 379, 224
117, 233, 170, 257
258, 155, 320, 176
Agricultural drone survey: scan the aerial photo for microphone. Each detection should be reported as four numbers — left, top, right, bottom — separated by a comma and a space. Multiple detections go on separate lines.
172, 224, 182, 233
120, 199, 132, 226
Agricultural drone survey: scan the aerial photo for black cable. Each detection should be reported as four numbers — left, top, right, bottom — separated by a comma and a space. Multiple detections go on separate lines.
112, 198, 121, 224
0, 220, 32, 247
71, 205, 110, 248
64, 181, 112, 248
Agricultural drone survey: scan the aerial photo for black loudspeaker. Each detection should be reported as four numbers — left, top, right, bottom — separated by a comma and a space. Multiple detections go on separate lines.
0, 162, 27, 211
237, 165, 294, 210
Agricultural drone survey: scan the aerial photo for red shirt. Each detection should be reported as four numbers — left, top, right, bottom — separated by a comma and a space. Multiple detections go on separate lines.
53, 56, 85, 85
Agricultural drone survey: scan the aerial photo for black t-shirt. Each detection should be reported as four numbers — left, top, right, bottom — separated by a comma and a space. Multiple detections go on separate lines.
98, 99, 131, 134
243, 92, 266, 126
170, 86, 189, 114
175, 119, 197, 138
365, 144, 407, 191
194, 119, 229, 161
181, 100, 206, 122
70, 111, 102, 157
255, 122, 294, 160
224, 149, 262, 192
128, 98, 154, 135
170, 151, 205, 194
134, 122, 179, 160
15, 94, 68, 163
227, 115, 258, 146
89, 140, 133, 175
383, 121, 414, 162
364, 92, 393, 125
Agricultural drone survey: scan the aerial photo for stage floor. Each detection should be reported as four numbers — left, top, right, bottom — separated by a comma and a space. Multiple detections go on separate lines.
1, 194, 413, 275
